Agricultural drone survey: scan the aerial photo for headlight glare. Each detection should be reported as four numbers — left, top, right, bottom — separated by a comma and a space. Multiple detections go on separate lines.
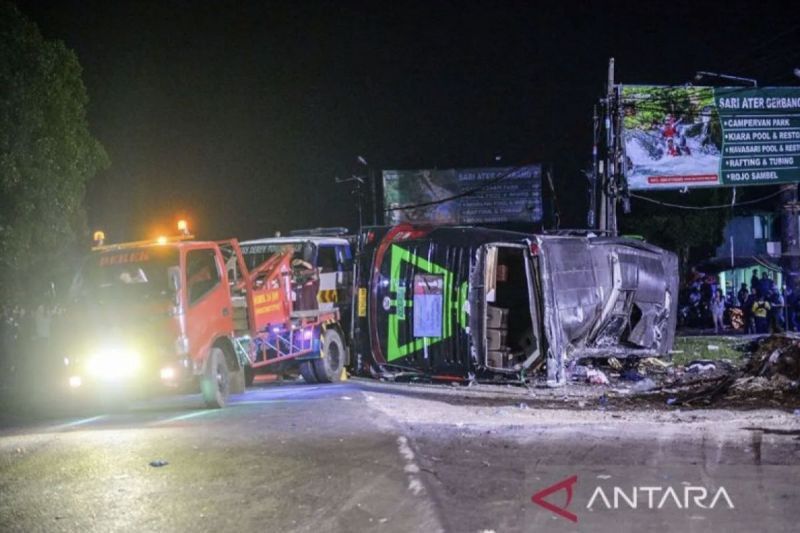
85, 347, 141, 380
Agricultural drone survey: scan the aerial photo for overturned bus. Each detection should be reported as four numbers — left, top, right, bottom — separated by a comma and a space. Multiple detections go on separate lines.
350, 225, 678, 386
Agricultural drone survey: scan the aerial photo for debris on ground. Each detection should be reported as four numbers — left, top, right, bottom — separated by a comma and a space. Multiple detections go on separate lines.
620, 369, 646, 381
639, 357, 672, 374
564, 334, 800, 410
567, 363, 588, 381
744, 335, 800, 380
586, 368, 610, 385
687, 360, 716, 374
630, 378, 658, 393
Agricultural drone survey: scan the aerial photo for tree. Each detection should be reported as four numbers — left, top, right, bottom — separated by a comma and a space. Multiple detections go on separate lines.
0, 2, 108, 304
619, 189, 728, 278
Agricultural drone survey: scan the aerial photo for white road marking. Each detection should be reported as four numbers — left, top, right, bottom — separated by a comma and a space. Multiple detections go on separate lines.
153, 410, 215, 425
397, 435, 426, 496
152, 387, 326, 424
49, 415, 107, 431
232, 386, 325, 405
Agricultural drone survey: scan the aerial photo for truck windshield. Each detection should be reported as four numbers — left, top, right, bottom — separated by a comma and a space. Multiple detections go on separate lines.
240, 242, 302, 271
73, 247, 179, 301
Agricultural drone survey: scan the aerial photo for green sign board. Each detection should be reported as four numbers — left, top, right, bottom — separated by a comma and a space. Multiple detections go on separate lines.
621, 86, 800, 190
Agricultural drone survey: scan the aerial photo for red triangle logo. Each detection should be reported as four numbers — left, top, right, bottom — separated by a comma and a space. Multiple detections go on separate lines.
531, 475, 578, 523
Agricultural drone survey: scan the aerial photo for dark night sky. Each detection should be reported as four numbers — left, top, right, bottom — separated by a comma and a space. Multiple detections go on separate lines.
14, 0, 800, 241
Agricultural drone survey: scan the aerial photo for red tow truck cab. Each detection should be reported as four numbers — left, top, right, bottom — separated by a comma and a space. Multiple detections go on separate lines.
61, 234, 245, 408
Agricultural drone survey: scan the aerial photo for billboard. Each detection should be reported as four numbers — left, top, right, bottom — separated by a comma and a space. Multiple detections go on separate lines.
621, 86, 800, 190
383, 165, 542, 225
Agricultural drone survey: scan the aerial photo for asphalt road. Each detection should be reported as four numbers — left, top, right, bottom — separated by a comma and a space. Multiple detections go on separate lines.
1, 379, 799, 532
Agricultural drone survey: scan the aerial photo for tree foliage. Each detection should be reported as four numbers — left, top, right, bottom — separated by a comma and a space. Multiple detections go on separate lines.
0, 2, 108, 304
619, 189, 728, 276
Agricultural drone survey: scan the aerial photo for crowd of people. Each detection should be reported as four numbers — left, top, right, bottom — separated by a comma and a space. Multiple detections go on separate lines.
681, 268, 798, 334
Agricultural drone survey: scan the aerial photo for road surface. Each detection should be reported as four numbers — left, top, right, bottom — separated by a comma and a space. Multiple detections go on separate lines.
1, 379, 799, 532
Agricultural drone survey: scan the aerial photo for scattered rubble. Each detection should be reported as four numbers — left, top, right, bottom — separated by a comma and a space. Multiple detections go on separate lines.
565, 334, 800, 409
630, 378, 658, 393
586, 368, 610, 385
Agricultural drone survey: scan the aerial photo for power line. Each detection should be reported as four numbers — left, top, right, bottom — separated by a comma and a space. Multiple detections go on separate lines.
629, 189, 784, 210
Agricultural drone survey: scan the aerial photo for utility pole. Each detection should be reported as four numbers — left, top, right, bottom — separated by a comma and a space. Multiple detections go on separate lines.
600, 57, 619, 235
357, 156, 379, 226
781, 183, 800, 292
335, 174, 365, 231
588, 105, 599, 228
370, 166, 379, 226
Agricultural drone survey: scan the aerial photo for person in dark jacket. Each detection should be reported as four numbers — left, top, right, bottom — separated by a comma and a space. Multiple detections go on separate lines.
758, 272, 774, 298
783, 285, 797, 331
767, 289, 784, 332
737, 283, 749, 308
743, 288, 757, 333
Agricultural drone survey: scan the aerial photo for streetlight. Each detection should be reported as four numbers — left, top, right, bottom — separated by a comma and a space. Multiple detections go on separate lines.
694, 71, 758, 87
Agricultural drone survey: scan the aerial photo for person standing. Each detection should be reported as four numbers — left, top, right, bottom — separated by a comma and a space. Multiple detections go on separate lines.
752, 293, 771, 334
759, 272, 774, 298
782, 285, 795, 331
743, 288, 757, 333
737, 283, 749, 308
768, 288, 785, 332
710, 289, 725, 334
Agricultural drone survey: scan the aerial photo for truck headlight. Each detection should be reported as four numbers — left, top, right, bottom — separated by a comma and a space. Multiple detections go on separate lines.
85, 347, 141, 380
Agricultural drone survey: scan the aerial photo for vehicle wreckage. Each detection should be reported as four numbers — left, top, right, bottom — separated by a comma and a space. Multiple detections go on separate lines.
351, 225, 678, 386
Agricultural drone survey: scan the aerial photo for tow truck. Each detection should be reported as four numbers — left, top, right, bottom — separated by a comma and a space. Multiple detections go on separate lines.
234, 228, 353, 384
59, 222, 347, 408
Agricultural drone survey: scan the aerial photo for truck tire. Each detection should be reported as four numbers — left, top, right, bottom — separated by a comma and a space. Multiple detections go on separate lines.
201, 347, 230, 408
229, 368, 246, 394
299, 361, 318, 384
312, 328, 345, 383
244, 365, 255, 387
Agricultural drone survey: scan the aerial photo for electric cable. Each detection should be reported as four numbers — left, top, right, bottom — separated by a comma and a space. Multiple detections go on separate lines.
629, 188, 784, 210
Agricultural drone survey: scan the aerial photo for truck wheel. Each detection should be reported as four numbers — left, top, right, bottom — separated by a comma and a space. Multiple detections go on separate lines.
201, 347, 230, 408
244, 365, 255, 387
229, 368, 246, 394
299, 361, 318, 384
312, 328, 345, 383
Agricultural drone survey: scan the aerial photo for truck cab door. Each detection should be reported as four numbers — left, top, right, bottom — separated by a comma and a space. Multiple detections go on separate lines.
316, 244, 339, 312
336, 244, 353, 306
183, 247, 231, 367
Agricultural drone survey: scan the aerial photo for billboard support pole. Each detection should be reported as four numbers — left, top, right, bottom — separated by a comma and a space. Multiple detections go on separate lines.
589, 105, 599, 229
603, 57, 619, 235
